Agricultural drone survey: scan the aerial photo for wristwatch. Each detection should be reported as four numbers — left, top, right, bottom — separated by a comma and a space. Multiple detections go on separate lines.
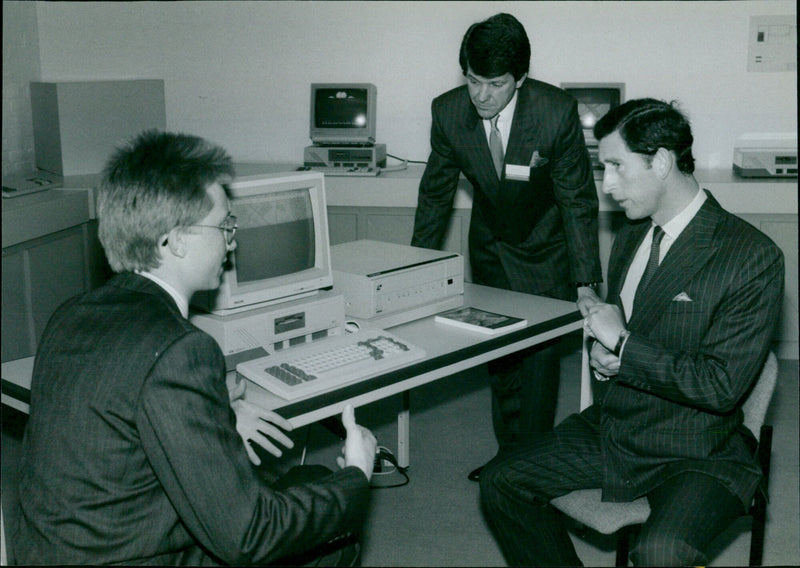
576, 282, 600, 291
613, 329, 631, 357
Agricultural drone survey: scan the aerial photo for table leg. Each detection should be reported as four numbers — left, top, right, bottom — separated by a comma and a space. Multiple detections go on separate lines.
397, 391, 410, 468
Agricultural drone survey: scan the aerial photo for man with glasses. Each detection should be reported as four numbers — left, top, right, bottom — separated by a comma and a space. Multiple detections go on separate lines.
187, 212, 238, 244
15, 130, 376, 565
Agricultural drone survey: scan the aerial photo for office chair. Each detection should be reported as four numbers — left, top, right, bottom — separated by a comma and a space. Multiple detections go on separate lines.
550, 344, 779, 567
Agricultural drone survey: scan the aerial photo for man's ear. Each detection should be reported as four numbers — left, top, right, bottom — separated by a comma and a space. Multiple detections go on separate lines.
165, 227, 188, 258
515, 73, 528, 89
653, 147, 673, 179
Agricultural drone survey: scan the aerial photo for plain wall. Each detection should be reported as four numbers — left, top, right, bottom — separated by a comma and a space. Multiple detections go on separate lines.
4, 0, 798, 175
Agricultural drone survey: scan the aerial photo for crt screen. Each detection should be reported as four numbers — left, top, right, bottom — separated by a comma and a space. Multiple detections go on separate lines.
231, 189, 316, 283
314, 87, 368, 129
577, 101, 612, 130
566, 88, 621, 131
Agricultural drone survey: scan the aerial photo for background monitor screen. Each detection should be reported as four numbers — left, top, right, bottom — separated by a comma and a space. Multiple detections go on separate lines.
191, 170, 333, 314
314, 87, 369, 129
310, 83, 377, 146
561, 83, 625, 168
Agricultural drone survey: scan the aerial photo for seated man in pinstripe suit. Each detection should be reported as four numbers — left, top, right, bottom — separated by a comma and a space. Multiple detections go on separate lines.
479, 99, 784, 566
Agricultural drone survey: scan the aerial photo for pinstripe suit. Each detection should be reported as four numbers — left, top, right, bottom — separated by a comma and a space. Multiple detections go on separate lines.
480, 192, 784, 565
15, 273, 369, 565
412, 79, 601, 447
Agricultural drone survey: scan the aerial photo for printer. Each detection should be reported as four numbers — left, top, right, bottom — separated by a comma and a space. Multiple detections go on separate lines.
733, 134, 797, 178
331, 240, 464, 328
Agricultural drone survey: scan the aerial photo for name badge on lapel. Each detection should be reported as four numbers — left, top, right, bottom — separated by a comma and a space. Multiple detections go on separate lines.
505, 164, 530, 181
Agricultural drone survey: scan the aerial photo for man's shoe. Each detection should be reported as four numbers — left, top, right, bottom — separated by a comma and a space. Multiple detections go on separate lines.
468, 465, 483, 482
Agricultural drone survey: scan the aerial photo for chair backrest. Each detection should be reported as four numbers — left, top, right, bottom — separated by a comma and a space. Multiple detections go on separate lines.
742, 352, 778, 441
1, 494, 6, 566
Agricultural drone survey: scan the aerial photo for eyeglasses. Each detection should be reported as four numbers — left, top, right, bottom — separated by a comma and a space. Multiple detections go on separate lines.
187, 213, 238, 245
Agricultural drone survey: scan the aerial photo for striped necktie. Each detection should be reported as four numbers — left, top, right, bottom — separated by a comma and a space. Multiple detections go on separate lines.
633, 225, 665, 309
489, 115, 504, 179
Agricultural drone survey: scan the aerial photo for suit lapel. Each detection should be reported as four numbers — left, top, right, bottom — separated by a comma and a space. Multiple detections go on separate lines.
461, 99, 502, 193
505, 83, 540, 168
627, 195, 722, 331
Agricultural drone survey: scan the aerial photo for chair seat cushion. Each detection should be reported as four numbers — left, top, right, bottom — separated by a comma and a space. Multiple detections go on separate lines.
550, 489, 651, 534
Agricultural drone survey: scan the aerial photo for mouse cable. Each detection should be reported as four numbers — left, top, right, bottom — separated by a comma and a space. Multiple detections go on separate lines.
370, 446, 410, 489
387, 152, 427, 165
384, 153, 427, 172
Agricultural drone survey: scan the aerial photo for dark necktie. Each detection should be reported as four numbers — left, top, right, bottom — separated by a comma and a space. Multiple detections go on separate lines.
489, 115, 504, 179
633, 225, 665, 309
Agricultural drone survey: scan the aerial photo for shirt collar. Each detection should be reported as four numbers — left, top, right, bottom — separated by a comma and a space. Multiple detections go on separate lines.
136, 271, 190, 319
659, 188, 707, 241
485, 89, 518, 127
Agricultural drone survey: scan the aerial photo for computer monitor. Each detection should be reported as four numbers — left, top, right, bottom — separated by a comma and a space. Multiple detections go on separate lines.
191, 170, 333, 314
561, 83, 625, 169
309, 83, 377, 146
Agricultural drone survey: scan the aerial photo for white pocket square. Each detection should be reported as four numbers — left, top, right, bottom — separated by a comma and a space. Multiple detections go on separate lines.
529, 151, 549, 168
672, 292, 693, 302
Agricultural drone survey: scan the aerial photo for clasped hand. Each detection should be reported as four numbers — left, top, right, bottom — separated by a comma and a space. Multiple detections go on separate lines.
579, 294, 626, 379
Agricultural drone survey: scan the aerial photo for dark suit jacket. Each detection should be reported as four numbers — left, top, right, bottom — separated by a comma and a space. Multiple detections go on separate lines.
411, 78, 601, 299
595, 192, 784, 507
15, 273, 369, 565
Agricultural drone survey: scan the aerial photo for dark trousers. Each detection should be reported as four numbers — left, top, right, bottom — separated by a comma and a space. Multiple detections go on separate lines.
479, 412, 745, 566
488, 339, 561, 452
474, 253, 569, 453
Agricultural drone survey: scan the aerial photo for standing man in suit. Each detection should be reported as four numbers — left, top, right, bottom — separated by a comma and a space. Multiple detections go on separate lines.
15, 130, 376, 565
479, 98, 784, 566
411, 13, 602, 480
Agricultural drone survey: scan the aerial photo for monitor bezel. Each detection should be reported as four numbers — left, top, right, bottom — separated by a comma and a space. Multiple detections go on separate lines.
192, 170, 333, 314
309, 83, 377, 146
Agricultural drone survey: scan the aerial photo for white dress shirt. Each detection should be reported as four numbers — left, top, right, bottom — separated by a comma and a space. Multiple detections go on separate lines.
482, 91, 518, 155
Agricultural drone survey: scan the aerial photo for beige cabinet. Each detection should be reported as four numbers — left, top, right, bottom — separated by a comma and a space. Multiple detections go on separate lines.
2, 189, 108, 361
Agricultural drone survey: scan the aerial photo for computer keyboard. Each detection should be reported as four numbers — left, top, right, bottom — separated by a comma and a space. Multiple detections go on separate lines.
300, 166, 381, 176
236, 328, 425, 400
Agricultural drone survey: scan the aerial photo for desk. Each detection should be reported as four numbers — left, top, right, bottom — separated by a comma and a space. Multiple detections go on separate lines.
2, 283, 581, 467
234, 283, 581, 467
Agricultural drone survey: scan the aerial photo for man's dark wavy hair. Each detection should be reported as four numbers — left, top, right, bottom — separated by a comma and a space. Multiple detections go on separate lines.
594, 98, 696, 174
459, 13, 530, 80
